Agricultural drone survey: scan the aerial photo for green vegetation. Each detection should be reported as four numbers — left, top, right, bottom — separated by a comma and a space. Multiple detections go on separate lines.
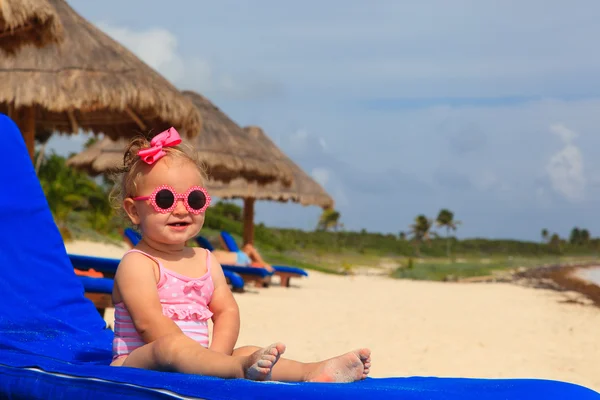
391, 255, 597, 281
38, 153, 600, 280
37, 152, 124, 242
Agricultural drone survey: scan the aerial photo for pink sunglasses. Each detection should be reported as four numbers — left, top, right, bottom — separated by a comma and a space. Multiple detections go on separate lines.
132, 185, 211, 215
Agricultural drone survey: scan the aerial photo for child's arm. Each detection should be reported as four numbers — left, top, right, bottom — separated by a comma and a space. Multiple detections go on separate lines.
115, 253, 182, 342
207, 252, 240, 355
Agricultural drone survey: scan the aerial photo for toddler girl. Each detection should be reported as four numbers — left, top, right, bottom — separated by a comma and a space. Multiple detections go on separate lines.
110, 127, 371, 382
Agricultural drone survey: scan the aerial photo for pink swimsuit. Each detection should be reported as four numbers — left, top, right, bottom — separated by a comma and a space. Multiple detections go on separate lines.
112, 249, 215, 360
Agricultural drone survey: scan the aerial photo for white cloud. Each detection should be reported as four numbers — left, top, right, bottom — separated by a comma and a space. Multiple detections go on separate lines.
550, 124, 578, 144
546, 124, 585, 202
98, 23, 282, 100
98, 24, 185, 83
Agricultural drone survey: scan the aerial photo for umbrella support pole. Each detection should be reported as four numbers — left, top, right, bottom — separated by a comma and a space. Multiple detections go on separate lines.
242, 198, 255, 246
15, 106, 36, 163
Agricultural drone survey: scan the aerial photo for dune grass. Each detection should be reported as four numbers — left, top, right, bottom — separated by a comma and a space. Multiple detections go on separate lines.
391, 255, 599, 281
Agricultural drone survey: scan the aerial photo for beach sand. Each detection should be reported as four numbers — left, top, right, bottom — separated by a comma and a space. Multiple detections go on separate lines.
67, 240, 600, 392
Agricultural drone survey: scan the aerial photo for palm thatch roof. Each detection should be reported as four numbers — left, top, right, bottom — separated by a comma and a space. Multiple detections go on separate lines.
181, 91, 292, 184
65, 136, 124, 176
68, 93, 295, 184
207, 126, 334, 208
0, 0, 201, 140
210, 126, 333, 244
0, 0, 64, 54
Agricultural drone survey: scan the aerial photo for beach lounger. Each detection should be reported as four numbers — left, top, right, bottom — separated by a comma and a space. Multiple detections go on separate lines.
2, 113, 599, 399
195, 235, 274, 287
220, 230, 308, 287
69, 253, 118, 315
123, 227, 247, 291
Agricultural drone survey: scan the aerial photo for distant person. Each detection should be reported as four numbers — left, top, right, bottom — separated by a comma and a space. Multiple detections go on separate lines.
108, 127, 371, 382
212, 242, 274, 272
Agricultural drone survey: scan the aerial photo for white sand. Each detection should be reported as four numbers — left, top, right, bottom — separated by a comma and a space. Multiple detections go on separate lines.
66, 240, 600, 392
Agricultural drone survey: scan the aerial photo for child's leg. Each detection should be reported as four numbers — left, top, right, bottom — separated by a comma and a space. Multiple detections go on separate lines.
233, 345, 371, 382
120, 333, 286, 380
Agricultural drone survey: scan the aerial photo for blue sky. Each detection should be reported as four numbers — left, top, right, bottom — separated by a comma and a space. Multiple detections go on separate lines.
50, 0, 600, 240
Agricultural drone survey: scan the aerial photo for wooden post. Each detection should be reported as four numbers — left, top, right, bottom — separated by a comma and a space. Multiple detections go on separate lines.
15, 106, 36, 162
242, 197, 256, 245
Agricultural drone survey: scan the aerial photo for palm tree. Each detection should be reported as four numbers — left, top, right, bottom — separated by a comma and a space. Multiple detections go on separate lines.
317, 208, 341, 232
34, 129, 53, 174
541, 228, 549, 243
549, 233, 562, 254
569, 227, 581, 245
580, 229, 591, 245
436, 209, 461, 258
409, 214, 433, 257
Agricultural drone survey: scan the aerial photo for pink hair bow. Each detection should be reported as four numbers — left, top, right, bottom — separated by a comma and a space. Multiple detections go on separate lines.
138, 127, 182, 164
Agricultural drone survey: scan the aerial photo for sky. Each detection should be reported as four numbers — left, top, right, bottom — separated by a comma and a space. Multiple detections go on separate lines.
48, 0, 600, 241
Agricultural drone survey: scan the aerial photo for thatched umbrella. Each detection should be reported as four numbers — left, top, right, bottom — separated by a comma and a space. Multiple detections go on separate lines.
67, 91, 293, 185
208, 126, 334, 245
0, 0, 64, 54
181, 91, 292, 185
0, 0, 201, 162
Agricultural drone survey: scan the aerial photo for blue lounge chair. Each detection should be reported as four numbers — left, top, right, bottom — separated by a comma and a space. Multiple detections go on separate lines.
123, 227, 246, 291
195, 235, 274, 287
220, 230, 308, 287
69, 253, 118, 315
1, 114, 599, 398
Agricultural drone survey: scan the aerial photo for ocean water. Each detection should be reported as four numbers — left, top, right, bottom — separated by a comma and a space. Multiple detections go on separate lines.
577, 267, 600, 286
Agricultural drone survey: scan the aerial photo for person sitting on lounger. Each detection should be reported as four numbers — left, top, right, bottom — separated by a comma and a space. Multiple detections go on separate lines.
211, 243, 274, 272
108, 128, 371, 382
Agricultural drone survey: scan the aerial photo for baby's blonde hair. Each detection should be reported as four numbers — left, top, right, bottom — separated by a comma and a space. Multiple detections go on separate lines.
110, 134, 207, 216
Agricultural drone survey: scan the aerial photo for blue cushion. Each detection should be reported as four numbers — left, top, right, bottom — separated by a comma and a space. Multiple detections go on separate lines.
220, 230, 240, 252
124, 227, 142, 246
0, 114, 113, 366
1, 350, 598, 400
78, 276, 114, 294
0, 114, 597, 399
195, 235, 215, 251
70, 253, 120, 274
272, 265, 309, 277
221, 265, 272, 278
224, 270, 245, 290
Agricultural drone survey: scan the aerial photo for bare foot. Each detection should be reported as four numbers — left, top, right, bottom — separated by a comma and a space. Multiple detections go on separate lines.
243, 342, 286, 381
307, 348, 371, 383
